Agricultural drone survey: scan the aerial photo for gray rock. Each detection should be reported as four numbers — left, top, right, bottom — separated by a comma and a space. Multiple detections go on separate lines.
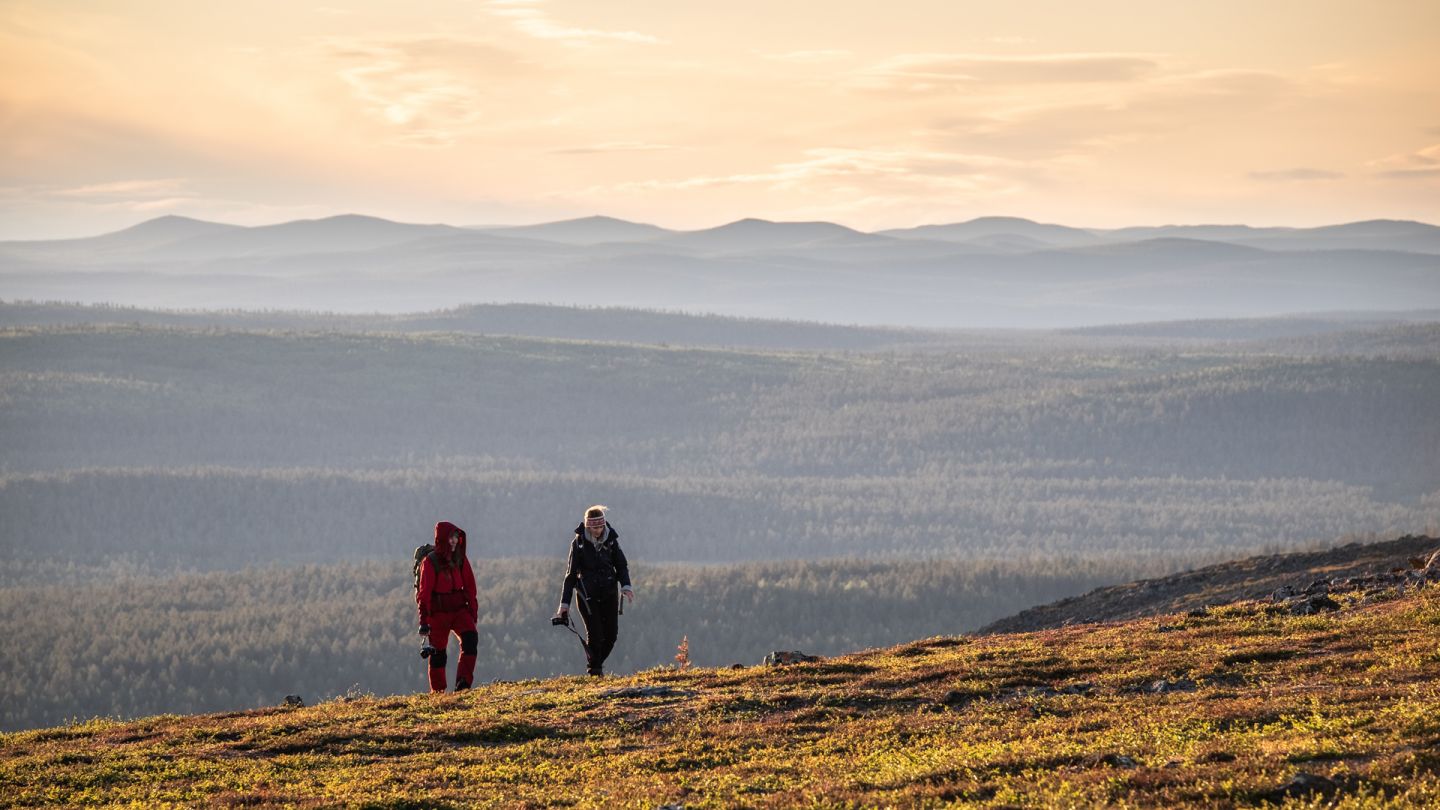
282, 695, 304, 708
1290, 594, 1341, 615
1085, 753, 1138, 768
763, 650, 821, 666
1267, 772, 1339, 800
1149, 679, 1197, 694
1425, 548, 1440, 570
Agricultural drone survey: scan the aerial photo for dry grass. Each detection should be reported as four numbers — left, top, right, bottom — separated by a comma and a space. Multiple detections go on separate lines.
4, 588, 1439, 808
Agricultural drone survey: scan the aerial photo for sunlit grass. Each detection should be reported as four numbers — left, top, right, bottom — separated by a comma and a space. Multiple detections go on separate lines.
3, 589, 1438, 807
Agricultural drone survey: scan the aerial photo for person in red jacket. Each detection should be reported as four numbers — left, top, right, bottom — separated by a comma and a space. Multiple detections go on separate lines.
416, 520, 479, 692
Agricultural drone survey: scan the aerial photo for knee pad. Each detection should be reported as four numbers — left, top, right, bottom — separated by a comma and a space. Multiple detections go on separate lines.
460, 631, 478, 655
428, 650, 448, 669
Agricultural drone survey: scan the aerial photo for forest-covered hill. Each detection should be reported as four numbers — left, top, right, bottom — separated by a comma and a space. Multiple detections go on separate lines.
2, 321, 1435, 570
0, 301, 940, 352
4, 551, 1438, 807
1, 305, 1436, 733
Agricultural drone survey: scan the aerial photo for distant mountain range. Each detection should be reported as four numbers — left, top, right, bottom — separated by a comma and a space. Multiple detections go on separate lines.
2, 213, 1437, 328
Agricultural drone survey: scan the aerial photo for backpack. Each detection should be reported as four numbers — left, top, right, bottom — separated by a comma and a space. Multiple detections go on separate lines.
412, 544, 435, 591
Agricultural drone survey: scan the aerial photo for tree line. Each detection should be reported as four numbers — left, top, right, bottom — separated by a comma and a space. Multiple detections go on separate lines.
0, 467, 1428, 579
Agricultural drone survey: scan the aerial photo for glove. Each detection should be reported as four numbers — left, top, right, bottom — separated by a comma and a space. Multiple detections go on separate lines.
418, 624, 430, 636
551, 614, 568, 626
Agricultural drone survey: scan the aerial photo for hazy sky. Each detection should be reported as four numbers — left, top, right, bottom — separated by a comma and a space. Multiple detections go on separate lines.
2, 0, 1438, 238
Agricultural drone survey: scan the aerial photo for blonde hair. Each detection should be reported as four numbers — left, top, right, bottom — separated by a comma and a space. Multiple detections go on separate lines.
585, 504, 609, 520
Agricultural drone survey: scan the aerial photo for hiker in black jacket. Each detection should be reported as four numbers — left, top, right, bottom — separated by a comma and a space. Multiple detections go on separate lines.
554, 505, 633, 676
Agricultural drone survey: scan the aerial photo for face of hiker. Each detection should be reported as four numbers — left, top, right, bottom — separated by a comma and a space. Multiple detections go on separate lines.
449, 533, 460, 552
587, 523, 606, 541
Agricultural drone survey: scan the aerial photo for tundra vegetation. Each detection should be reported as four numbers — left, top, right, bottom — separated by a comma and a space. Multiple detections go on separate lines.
2, 572, 1437, 807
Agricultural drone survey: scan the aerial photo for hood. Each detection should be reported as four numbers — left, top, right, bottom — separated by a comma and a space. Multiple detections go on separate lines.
434, 520, 467, 564
574, 523, 618, 543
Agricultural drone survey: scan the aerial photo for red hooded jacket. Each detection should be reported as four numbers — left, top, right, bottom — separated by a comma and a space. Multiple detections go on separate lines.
417, 521, 478, 626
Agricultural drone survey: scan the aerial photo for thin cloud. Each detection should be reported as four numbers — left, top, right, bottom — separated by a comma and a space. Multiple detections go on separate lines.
1248, 168, 1343, 182
595, 148, 1024, 194
1368, 143, 1440, 179
484, 0, 659, 45
850, 52, 1159, 93
53, 179, 196, 199
765, 50, 854, 63
549, 142, 679, 155
1376, 168, 1440, 180
124, 197, 202, 212
29, 181, 263, 217
1151, 68, 1292, 97
916, 68, 1299, 158
321, 36, 528, 145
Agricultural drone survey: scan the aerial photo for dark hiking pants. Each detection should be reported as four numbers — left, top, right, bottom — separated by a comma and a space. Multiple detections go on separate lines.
576, 589, 619, 675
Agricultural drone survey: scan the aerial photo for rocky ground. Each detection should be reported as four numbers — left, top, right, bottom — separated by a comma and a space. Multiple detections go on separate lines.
980, 534, 1439, 634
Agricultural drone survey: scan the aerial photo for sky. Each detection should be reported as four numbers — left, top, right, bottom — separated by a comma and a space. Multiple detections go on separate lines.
2, 0, 1438, 239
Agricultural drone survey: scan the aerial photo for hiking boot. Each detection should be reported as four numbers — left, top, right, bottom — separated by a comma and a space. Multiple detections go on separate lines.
455, 679, 471, 691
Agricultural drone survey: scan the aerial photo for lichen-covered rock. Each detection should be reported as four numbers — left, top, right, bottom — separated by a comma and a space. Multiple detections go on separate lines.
763, 650, 821, 666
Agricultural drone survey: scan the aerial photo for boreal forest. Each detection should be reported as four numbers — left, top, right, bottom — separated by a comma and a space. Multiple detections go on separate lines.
0, 302, 1436, 730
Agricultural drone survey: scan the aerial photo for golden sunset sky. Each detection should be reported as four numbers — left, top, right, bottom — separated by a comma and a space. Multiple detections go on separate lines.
2, 0, 1437, 237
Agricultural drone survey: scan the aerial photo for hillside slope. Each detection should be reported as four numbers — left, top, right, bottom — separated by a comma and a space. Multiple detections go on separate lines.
5, 551, 1439, 807
981, 534, 1439, 634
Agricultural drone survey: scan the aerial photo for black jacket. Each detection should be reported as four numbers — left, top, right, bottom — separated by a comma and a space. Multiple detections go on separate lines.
560, 525, 631, 606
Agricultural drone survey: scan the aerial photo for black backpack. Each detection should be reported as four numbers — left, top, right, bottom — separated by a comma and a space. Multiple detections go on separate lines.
412, 544, 435, 591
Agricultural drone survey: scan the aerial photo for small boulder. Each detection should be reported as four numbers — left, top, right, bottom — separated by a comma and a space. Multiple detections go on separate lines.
1290, 594, 1341, 616
1265, 772, 1339, 801
1084, 753, 1137, 769
762, 650, 821, 666
1149, 679, 1197, 694
940, 689, 978, 708
282, 695, 304, 708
